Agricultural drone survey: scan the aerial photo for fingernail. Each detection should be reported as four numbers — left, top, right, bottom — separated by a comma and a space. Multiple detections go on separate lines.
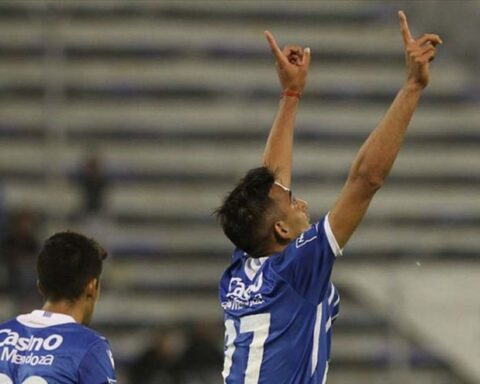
305, 47, 311, 54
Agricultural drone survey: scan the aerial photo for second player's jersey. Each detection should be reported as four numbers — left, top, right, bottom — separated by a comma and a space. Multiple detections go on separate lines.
220, 215, 342, 384
0, 310, 116, 384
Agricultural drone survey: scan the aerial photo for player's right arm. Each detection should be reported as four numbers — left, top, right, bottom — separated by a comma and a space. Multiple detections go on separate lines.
328, 11, 442, 249
262, 31, 310, 188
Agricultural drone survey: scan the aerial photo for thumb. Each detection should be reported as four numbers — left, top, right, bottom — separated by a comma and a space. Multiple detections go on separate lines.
302, 47, 311, 70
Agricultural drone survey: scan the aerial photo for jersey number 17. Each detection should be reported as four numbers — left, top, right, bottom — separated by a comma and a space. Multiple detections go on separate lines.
222, 313, 271, 384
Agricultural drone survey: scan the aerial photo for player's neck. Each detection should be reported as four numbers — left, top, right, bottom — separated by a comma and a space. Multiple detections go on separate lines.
42, 300, 86, 324
258, 242, 288, 258
269, 243, 288, 255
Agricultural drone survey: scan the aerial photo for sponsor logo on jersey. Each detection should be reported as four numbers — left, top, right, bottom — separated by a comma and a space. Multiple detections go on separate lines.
0, 329, 63, 367
0, 329, 63, 352
222, 273, 265, 310
1, 348, 54, 366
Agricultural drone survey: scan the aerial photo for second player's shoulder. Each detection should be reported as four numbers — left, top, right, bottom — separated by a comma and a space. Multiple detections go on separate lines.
76, 326, 116, 383
73, 325, 114, 371
43, 321, 111, 356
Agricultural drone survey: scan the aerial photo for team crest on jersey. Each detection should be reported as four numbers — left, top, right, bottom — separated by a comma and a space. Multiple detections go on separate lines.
222, 274, 265, 310
295, 230, 317, 248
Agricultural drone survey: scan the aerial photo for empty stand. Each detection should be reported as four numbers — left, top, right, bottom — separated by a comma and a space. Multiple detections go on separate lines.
0, 1, 477, 383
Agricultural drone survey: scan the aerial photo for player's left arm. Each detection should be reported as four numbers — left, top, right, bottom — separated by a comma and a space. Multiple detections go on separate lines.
262, 31, 311, 188
78, 340, 116, 384
329, 11, 442, 249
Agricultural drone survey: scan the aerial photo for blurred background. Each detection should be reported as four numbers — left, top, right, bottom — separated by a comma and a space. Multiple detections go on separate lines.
0, 0, 479, 383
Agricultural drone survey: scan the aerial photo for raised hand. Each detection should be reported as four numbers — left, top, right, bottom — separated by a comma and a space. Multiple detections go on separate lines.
264, 31, 311, 93
399, 10, 442, 89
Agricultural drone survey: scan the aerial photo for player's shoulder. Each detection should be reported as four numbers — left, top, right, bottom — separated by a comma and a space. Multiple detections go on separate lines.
76, 327, 115, 376
293, 220, 325, 249
285, 215, 341, 257
74, 323, 110, 347
12, 310, 109, 349
0, 317, 20, 330
221, 248, 248, 278
0, 316, 17, 326
280, 218, 327, 257
68, 324, 113, 369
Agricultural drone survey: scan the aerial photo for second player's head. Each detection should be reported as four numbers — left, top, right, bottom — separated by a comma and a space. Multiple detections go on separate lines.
37, 231, 108, 325
216, 166, 310, 258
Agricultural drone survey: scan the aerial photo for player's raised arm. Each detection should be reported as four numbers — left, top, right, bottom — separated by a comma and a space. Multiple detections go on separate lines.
329, 11, 442, 249
262, 31, 311, 188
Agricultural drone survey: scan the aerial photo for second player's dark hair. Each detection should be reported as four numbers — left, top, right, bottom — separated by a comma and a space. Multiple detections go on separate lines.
215, 166, 279, 258
37, 231, 108, 302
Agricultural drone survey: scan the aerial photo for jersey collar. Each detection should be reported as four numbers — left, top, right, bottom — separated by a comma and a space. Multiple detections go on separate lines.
16, 310, 77, 328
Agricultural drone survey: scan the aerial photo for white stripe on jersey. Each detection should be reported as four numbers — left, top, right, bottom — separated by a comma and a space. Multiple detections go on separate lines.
333, 296, 340, 307
326, 317, 332, 332
328, 284, 335, 305
322, 362, 329, 384
311, 302, 323, 376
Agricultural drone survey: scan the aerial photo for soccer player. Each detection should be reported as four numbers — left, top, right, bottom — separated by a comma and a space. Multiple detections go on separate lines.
217, 11, 441, 384
0, 232, 116, 383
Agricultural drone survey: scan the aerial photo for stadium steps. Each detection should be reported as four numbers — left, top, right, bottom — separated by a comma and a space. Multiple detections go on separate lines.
1, 100, 479, 141
1, 142, 480, 183
2, 177, 479, 260
0, 60, 469, 93
5, 179, 480, 218
0, 60, 471, 105
0, 0, 389, 24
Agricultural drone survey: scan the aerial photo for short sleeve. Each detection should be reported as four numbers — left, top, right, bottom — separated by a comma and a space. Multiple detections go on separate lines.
271, 214, 342, 304
78, 340, 116, 384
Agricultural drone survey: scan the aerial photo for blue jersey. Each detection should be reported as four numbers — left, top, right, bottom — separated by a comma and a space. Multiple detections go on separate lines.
0, 310, 116, 384
220, 215, 342, 384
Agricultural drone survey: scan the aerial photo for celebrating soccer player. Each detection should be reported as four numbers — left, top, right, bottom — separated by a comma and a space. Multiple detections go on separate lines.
217, 11, 441, 384
0, 232, 116, 383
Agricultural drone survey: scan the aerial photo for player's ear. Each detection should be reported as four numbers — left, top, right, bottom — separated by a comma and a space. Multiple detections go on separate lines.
36, 280, 45, 298
85, 278, 98, 299
274, 220, 291, 242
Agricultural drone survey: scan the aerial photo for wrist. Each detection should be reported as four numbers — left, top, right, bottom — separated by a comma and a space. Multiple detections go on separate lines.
281, 90, 302, 99
403, 80, 426, 93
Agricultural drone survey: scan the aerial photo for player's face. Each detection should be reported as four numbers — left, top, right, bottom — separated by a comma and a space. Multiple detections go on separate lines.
270, 181, 311, 240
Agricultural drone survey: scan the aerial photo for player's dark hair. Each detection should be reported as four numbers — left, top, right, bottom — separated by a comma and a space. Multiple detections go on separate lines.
215, 166, 280, 258
37, 231, 108, 302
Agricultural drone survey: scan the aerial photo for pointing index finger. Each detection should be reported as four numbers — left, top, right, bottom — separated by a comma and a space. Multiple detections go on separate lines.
302, 47, 311, 70
264, 30, 288, 66
398, 10, 414, 45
